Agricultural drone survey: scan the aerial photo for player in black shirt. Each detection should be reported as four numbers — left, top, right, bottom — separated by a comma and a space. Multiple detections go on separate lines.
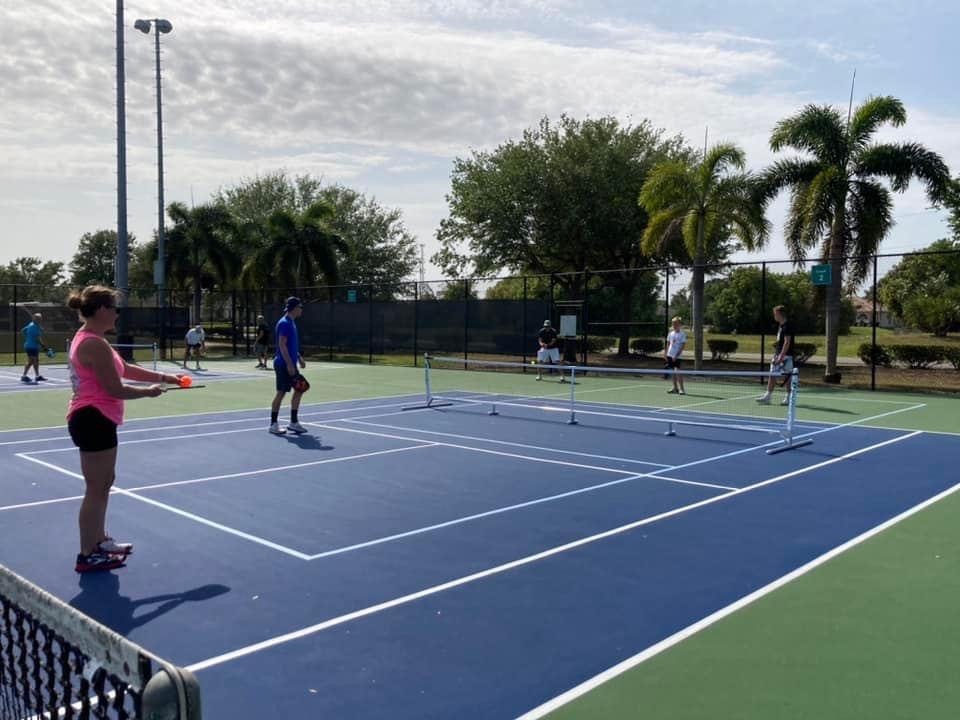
254, 315, 270, 368
536, 320, 560, 380
757, 305, 795, 406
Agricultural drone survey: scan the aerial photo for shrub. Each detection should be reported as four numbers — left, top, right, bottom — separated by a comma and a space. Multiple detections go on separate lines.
629, 337, 664, 357
583, 335, 618, 353
792, 342, 817, 366
943, 347, 960, 370
887, 344, 945, 369
707, 339, 738, 360
858, 343, 893, 367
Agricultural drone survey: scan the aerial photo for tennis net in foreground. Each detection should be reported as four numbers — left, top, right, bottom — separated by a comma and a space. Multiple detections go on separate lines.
407, 355, 813, 454
0, 564, 200, 719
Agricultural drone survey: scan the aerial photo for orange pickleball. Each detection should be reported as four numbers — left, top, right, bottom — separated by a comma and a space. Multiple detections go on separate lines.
179, 375, 193, 388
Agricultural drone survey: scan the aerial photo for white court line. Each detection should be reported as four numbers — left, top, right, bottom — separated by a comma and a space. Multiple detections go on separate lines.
336, 419, 672, 469
2, 444, 437, 513
303, 472, 699, 560
0, 390, 426, 434
0, 398, 432, 448
519, 469, 959, 718
308, 422, 691, 482
125, 444, 438, 493
14, 453, 314, 560
646, 402, 928, 477
185, 430, 922, 674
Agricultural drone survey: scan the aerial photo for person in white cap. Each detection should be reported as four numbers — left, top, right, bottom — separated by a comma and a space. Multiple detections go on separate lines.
535, 319, 560, 380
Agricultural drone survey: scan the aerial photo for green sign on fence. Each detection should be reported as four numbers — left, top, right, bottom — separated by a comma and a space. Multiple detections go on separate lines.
811, 264, 832, 286
347, 289, 357, 303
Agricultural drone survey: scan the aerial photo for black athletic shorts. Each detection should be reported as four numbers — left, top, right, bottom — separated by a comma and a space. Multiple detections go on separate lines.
274, 360, 294, 393
25, 348, 39, 359
68, 406, 119, 452
665, 356, 682, 369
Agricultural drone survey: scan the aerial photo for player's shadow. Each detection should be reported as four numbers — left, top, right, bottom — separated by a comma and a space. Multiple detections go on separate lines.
69, 573, 230, 636
283, 432, 329, 450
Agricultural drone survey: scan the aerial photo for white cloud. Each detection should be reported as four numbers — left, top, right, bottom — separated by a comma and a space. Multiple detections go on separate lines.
0, 1, 956, 279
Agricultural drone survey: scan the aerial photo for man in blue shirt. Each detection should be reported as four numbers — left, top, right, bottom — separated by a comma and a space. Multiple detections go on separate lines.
269, 297, 309, 435
21, 313, 48, 383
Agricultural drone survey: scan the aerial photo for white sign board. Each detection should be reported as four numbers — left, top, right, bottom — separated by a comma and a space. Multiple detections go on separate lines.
559, 314, 577, 338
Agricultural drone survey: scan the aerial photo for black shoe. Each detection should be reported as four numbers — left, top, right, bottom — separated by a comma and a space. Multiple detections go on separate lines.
35, 376, 47, 382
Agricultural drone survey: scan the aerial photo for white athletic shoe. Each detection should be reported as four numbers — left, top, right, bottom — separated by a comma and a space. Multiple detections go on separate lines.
269, 422, 286, 435
97, 537, 133, 555
780, 396, 790, 406
286, 421, 308, 434
756, 394, 771, 405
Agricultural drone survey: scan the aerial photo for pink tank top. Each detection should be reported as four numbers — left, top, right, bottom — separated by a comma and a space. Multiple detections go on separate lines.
67, 329, 126, 425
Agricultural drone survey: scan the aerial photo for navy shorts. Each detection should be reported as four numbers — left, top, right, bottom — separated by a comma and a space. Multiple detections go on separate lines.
274, 361, 294, 393
665, 356, 682, 369
25, 348, 39, 359
68, 406, 119, 452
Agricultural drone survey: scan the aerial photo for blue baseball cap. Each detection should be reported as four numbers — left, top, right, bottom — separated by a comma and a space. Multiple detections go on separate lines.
285, 296, 302, 312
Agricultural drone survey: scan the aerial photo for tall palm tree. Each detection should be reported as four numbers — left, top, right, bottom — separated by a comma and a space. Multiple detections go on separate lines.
241, 201, 345, 290
165, 201, 241, 322
758, 96, 951, 381
639, 143, 769, 368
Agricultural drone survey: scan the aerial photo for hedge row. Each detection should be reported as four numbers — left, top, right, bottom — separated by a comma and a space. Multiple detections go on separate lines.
857, 343, 960, 369
707, 340, 818, 364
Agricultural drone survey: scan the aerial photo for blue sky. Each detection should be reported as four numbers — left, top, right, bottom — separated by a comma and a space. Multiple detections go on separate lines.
1, 1, 956, 282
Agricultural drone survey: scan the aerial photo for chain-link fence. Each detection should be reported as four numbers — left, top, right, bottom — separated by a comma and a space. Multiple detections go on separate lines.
3, 247, 958, 391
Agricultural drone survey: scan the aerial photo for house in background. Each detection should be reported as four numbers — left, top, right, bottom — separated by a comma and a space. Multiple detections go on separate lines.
851, 296, 897, 328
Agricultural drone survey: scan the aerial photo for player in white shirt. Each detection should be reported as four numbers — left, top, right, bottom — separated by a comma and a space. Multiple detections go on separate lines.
664, 316, 687, 395
183, 323, 205, 370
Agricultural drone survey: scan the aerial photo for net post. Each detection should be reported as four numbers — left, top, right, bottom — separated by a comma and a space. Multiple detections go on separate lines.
152, 342, 159, 371
567, 366, 578, 424
766, 368, 813, 454
423, 353, 433, 405
665, 421, 676, 436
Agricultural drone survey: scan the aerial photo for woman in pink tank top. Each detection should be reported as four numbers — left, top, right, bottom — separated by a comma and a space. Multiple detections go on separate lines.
66, 286, 185, 573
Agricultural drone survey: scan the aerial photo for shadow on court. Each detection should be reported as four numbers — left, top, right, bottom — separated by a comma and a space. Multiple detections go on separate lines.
69, 573, 230, 636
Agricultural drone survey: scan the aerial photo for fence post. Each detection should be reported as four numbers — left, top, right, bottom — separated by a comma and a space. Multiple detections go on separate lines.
328, 286, 335, 362
463, 278, 470, 365
759, 262, 767, 379
413, 281, 419, 367
12, 284, 18, 367
231, 289, 238, 357
871, 253, 878, 391
368, 283, 374, 365
522, 275, 528, 368
664, 264, 670, 339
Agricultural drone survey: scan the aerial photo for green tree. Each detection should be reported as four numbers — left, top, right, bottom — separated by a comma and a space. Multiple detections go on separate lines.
315, 186, 418, 294
240, 202, 344, 290
947, 177, 960, 240
757, 96, 951, 380
639, 143, 769, 368
436, 115, 690, 355
878, 239, 960, 335
0, 257, 67, 287
70, 230, 137, 286
165, 201, 241, 322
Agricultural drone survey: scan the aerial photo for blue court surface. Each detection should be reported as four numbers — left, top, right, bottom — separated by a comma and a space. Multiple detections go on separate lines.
2, 389, 959, 718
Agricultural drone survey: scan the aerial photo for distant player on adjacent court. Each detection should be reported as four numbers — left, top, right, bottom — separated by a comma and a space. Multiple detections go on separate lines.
757, 305, 795, 406
183, 323, 205, 370
254, 314, 270, 368
535, 319, 560, 381
21, 312, 48, 383
270, 297, 310, 436
65, 286, 184, 572
664, 316, 687, 395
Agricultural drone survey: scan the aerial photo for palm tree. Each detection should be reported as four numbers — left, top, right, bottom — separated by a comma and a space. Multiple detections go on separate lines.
165, 201, 241, 322
758, 96, 951, 381
639, 143, 769, 368
240, 201, 345, 290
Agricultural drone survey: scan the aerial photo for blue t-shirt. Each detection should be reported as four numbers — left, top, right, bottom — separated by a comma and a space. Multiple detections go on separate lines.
274, 315, 300, 367
22, 322, 43, 350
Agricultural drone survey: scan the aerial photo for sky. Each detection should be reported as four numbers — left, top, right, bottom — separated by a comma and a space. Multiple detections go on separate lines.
1, 0, 957, 284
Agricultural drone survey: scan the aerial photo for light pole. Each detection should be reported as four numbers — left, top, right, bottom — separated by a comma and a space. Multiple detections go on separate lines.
134, 17, 172, 355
